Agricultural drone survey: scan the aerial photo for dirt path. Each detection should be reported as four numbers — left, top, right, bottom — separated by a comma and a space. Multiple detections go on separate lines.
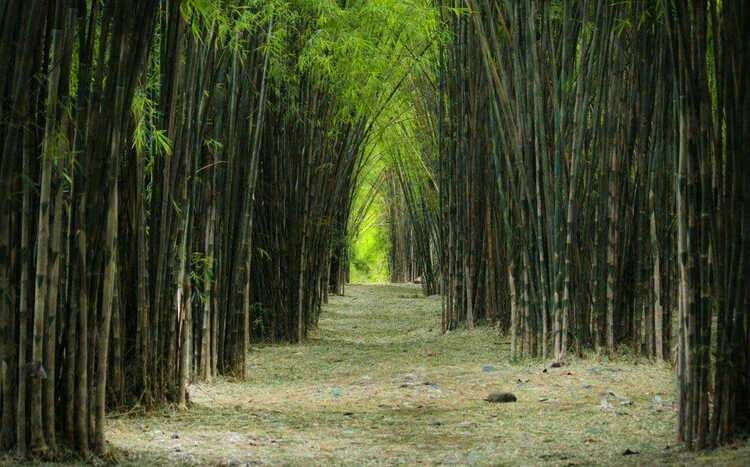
108, 284, 749, 465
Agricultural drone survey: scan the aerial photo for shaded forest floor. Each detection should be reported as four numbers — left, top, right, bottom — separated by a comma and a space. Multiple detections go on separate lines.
21, 284, 750, 465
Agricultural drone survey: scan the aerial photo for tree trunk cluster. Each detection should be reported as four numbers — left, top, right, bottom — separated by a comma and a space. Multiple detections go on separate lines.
0, 0, 275, 457
418, 0, 748, 449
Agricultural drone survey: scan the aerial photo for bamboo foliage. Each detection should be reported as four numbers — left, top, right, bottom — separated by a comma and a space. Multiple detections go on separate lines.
250, 0, 435, 343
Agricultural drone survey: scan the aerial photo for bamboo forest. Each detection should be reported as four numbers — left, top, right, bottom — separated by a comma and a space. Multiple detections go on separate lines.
0, 0, 749, 465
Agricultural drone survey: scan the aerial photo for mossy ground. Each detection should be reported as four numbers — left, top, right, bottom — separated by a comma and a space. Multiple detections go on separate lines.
7, 284, 749, 465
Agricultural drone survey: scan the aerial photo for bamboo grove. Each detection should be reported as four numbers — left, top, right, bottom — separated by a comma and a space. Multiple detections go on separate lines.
385, 0, 748, 451
0, 0, 747, 460
396, 0, 748, 451
0, 0, 434, 458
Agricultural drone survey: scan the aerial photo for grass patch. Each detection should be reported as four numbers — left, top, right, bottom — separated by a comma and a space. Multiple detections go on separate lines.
22, 283, 744, 465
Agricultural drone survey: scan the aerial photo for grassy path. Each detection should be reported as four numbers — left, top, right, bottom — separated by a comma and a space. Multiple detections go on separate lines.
107, 284, 749, 465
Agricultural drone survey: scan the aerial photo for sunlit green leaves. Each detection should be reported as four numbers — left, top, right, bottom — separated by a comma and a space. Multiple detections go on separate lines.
286, 0, 437, 120
131, 89, 172, 158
